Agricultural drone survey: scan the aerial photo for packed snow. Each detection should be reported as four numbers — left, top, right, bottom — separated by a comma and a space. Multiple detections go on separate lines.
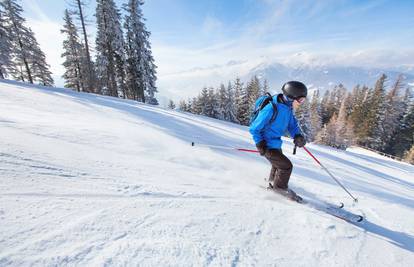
0, 80, 413, 266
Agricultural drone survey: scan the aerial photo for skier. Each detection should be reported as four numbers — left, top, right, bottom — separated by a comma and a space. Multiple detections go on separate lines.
249, 81, 307, 200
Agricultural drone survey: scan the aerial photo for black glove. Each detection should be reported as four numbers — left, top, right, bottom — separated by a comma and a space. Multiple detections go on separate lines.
256, 140, 267, 156
293, 134, 306, 148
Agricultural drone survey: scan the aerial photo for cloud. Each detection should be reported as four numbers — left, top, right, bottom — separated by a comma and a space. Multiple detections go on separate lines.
201, 15, 223, 35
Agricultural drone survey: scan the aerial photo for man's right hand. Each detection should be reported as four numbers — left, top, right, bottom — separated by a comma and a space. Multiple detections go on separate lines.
256, 140, 267, 156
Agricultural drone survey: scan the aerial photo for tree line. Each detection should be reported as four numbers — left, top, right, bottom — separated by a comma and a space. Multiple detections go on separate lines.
0, 0, 158, 104
174, 75, 414, 164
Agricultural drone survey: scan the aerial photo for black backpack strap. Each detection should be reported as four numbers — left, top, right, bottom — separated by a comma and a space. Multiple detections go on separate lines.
269, 94, 278, 123
256, 92, 278, 126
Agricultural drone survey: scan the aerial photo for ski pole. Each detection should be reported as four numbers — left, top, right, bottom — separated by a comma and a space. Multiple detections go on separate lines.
191, 142, 259, 153
302, 146, 358, 203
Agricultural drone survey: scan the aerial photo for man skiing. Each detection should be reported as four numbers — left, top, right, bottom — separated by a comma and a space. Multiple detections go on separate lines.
249, 81, 307, 200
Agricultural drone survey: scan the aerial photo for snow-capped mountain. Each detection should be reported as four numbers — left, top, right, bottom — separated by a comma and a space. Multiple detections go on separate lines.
157, 59, 414, 105
248, 62, 414, 94
1, 79, 413, 266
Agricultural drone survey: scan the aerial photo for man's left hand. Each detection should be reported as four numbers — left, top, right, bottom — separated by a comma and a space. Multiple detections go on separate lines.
294, 134, 306, 148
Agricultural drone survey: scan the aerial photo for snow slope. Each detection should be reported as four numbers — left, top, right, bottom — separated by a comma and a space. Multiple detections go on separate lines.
0, 80, 413, 266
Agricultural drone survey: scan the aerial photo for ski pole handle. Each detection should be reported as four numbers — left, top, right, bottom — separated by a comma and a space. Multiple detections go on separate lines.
293, 145, 297, 155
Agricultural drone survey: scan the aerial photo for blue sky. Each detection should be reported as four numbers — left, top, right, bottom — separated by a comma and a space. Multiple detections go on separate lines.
20, 0, 414, 88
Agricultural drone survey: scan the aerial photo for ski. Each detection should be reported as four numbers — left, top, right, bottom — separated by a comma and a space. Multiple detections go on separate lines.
265, 185, 364, 223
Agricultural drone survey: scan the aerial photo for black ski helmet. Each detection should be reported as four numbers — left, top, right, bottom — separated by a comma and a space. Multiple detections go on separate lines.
281, 81, 308, 99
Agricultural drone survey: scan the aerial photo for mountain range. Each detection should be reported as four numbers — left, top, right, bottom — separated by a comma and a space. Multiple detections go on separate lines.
157, 60, 414, 106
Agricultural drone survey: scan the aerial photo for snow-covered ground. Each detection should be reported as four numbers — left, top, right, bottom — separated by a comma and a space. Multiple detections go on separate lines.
0, 80, 413, 266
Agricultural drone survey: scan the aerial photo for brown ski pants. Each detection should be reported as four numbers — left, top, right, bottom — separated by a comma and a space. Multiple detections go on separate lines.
264, 149, 293, 189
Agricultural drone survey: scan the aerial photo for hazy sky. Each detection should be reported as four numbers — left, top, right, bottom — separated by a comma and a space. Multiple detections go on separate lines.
21, 0, 414, 89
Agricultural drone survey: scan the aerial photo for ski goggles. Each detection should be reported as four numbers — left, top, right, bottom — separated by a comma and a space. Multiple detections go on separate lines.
295, 97, 306, 103
287, 96, 306, 103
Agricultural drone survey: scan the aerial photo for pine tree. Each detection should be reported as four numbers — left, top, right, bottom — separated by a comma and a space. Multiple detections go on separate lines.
61, 9, 85, 91
1, 0, 53, 85
382, 74, 405, 153
167, 99, 176, 109
224, 81, 237, 123
178, 100, 187, 112
191, 96, 202, 115
0, 4, 12, 79
207, 87, 219, 118
309, 90, 322, 141
335, 93, 354, 149
366, 74, 387, 149
316, 114, 338, 148
123, 0, 157, 104
320, 89, 331, 125
246, 75, 261, 113
95, 0, 125, 97
349, 85, 369, 143
198, 87, 209, 116
70, 0, 96, 93
216, 83, 227, 120
391, 97, 414, 157
295, 98, 311, 140
2, 0, 33, 83
234, 78, 246, 124
237, 79, 251, 125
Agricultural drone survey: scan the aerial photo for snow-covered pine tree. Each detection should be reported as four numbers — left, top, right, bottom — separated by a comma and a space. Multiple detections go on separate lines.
309, 90, 322, 141
70, 0, 96, 93
316, 114, 338, 148
320, 89, 331, 125
335, 93, 354, 149
391, 93, 414, 157
61, 9, 85, 91
382, 74, 406, 153
207, 87, 219, 118
190, 96, 202, 115
295, 98, 311, 140
167, 99, 176, 109
1, 0, 34, 83
0, 4, 12, 79
198, 87, 209, 116
366, 74, 387, 150
216, 83, 227, 120
225, 81, 238, 123
237, 79, 251, 125
123, 0, 157, 104
95, 0, 125, 97
234, 77, 246, 125
1, 0, 53, 85
327, 84, 347, 121
185, 98, 192, 112
0, 0, 33, 83
349, 85, 370, 144
246, 75, 261, 113
178, 100, 187, 112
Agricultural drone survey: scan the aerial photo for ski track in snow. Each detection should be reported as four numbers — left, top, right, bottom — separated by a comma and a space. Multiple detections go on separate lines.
0, 80, 413, 266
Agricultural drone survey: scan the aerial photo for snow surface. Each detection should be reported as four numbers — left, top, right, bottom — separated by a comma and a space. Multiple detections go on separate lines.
0, 80, 413, 266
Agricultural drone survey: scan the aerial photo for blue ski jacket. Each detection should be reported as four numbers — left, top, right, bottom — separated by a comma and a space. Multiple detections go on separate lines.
249, 94, 301, 149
